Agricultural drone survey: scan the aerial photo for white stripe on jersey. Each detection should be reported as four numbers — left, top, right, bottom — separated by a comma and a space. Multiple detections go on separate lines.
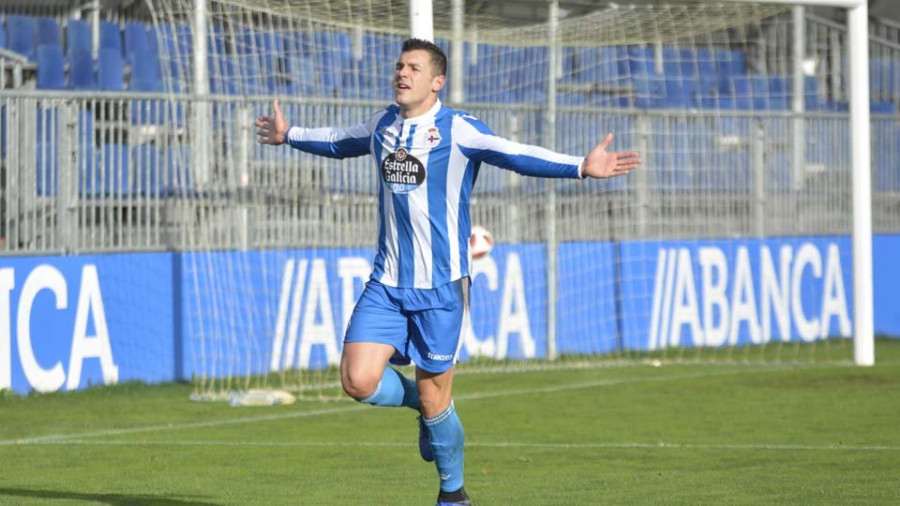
407, 120, 435, 288
446, 133, 468, 282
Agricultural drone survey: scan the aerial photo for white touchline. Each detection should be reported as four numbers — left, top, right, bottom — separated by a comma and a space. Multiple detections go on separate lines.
9, 439, 900, 452
0, 366, 792, 446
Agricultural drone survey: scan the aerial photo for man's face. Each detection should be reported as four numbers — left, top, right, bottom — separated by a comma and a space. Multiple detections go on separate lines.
394, 49, 444, 110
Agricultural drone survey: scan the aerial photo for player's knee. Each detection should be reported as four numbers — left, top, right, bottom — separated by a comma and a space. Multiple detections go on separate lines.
341, 370, 378, 401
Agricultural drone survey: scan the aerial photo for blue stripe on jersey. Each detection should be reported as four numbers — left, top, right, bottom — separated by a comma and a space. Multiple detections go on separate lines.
457, 114, 579, 179
393, 123, 418, 287
458, 146, 579, 179
458, 158, 478, 277
371, 110, 399, 281
288, 137, 370, 159
427, 109, 452, 286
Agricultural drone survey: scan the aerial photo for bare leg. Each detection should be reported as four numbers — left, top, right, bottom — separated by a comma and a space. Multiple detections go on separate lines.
340, 342, 396, 400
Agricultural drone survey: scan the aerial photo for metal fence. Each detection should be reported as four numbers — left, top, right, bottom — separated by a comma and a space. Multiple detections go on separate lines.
1, 90, 898, 255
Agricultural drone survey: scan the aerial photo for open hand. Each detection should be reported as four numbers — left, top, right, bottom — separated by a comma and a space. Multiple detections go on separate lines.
255, 99, 289, 145
581, 133, 642, 179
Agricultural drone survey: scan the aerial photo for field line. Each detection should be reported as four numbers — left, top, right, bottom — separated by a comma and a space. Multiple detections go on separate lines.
9, 439, 899, 452
0, 367, 779, 446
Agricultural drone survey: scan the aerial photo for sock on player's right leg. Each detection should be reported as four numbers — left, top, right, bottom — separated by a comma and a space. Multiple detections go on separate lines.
359, 367, 420, 410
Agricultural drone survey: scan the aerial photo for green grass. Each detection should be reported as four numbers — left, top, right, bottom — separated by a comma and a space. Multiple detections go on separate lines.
2, 340, 899, 505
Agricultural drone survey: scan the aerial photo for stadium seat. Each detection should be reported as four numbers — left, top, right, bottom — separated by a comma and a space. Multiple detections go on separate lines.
36, 17, 61, 47
662, 76, 692, 108
124, 22, 151, 67
36, 44, 66, 89
100, 21, 122, 53
98, 47, 124, 91
871, 101, 896, 114
0, 19, 6, 49
8, 15, 36, 60
66, 19, 92, 56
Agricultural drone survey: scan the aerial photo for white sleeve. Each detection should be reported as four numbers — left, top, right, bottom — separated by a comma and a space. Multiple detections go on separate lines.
285, 109, 387, 159
453, 114, 584, 179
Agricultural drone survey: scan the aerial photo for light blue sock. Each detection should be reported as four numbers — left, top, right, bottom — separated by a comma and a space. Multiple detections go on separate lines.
359, 367, 420, 410
424, 400, 465, 493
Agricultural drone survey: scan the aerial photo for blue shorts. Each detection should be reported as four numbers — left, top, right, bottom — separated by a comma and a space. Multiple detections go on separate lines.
344, 278, 469, 373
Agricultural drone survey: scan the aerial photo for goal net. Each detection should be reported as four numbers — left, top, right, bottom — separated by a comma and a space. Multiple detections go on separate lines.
138, 0, 880, 400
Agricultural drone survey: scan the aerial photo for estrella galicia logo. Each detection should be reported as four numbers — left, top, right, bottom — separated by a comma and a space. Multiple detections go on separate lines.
381, 148, 426, 193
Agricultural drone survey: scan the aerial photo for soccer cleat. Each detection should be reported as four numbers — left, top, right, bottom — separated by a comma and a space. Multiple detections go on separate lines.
436, 487, 471, 505
418, 414, 434, 462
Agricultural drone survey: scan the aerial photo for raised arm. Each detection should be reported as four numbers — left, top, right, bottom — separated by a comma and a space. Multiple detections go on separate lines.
454, 115, 641, 179
255, 99, 372, 159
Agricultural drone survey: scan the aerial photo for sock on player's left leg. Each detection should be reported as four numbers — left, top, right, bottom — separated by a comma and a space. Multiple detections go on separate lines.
359, 367, 420, 410
424, 400, 465, 493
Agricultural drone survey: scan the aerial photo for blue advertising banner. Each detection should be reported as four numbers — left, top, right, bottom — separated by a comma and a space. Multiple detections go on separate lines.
3, 234, 898, 393
0, 253, 175, 394
617, 237, 854, 351
181, 244, 551, 376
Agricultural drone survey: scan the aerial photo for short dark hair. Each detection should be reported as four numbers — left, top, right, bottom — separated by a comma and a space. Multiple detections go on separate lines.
401, 38, 447, 77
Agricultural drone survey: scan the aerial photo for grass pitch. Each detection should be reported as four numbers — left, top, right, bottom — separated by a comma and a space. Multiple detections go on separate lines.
1, 340, 899, 505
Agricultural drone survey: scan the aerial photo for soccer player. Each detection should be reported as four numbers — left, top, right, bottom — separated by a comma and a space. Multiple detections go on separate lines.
256, 38, 641, 506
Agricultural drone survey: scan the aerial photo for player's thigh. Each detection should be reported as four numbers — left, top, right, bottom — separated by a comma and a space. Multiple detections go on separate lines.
408, 278, 468, 375
342, 281, 408, 381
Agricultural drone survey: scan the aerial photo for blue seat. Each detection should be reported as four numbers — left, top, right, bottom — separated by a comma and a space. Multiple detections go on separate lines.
626, 45, 654, 77
100, 21, 121, 52
8, 15, 36, 60
871, 101, 896, 114
36, 17, 61, 46
98, 47, 124, 91
36, 44, 66, 89
66, 19, 92, 55
662, 76, 692, 108
0, 19, 6, 49
124, 22, 150, 66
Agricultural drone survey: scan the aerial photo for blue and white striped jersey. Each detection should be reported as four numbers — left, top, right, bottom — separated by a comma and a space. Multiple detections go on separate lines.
285, 100, 584, 289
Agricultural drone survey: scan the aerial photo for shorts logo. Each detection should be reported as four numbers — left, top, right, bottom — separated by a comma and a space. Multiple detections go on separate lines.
427, 352, 453, 361
381, 149, 425, 194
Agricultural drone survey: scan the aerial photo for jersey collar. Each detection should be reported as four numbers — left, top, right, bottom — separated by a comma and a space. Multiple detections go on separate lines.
400, 99, 442, 125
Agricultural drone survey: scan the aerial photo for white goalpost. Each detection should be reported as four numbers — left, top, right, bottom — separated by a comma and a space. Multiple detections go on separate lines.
137, 0, 884, 401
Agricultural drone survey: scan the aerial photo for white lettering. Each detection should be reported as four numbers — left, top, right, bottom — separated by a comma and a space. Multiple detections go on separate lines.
17, 265, 67, 393
669, 248, 702, 347
282, 259, 308, 369
496, 253, 535, 359
67, 265, 118, 390
338, 257, 371, 334
729, 247, 761, 345
464, 256, 498, 358
270, 259, 296, 371
699, 248, 729, 347
792, 243, 822, 342
760, 245, 792, 343
821, 244, 851, 338
298, 259, 340, 368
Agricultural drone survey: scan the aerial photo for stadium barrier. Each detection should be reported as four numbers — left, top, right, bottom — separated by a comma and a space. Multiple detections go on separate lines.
2, 235, 899, 394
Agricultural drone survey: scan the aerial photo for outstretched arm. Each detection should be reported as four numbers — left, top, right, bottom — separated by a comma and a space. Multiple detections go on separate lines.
255, 99, 373, 159
580, 133, 642, 179
455, 115, 641, 179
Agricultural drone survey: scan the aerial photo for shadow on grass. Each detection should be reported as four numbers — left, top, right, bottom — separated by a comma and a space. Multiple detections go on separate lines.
0, 487, 222, 505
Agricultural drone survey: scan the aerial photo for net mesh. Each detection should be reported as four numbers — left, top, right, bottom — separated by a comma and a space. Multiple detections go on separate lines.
134, 0, 876, 400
